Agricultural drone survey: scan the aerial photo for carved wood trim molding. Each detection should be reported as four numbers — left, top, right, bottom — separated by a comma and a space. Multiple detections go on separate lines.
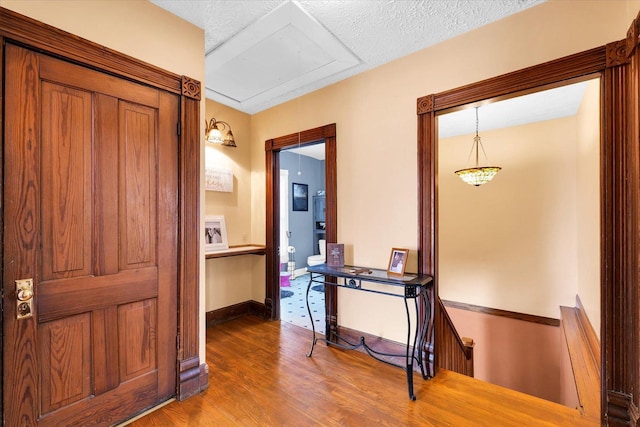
0, 7, 182, 94
177, 95, 202, 398
181, 76, 201, 100
607, 391, 639, 425
424, 47, 606, 113
177, 357, 202, 401
606, 40, 628, 67
417, 95, 434, 114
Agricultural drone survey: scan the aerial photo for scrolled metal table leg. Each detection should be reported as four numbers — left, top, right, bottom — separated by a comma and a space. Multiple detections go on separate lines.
404, 296, 416, 400
306, 273, 317, 357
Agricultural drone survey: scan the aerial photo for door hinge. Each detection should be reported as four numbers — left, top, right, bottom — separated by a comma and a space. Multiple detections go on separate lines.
177, 122, 181, 136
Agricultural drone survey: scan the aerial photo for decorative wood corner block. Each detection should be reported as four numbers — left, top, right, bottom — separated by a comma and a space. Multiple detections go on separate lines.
181, 76, 201, 100
417, 95, 435, 115
606, 40, 628, 67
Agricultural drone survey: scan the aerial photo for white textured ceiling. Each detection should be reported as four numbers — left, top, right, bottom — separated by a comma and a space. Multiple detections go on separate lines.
151, 0, 545, 114
438, 80, 591, 139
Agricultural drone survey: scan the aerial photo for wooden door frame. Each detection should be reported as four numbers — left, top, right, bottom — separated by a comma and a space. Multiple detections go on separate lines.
0, 8, 204, 416
417, 15, 640, 425
265, 124, 337, 327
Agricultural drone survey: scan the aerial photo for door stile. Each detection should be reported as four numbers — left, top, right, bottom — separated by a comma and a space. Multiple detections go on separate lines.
3, 44, 41, 426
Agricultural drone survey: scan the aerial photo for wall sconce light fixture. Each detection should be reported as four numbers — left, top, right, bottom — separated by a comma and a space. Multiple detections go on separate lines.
205, 118, 237, 147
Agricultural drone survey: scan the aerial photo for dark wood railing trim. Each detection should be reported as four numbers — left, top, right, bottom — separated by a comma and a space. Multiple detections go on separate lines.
436, 297, 474, 377
442, 300, 560, 327
560, 297, 601, 420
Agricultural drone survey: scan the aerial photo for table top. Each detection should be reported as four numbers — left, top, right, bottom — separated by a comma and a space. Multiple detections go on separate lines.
307, 263, 433, 287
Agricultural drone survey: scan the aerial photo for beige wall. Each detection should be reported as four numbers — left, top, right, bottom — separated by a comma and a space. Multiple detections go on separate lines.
204, 100, 265, 311
439, 117, 580, 319
250, 1, 633, 342
446, 307, 579, 407
576, 79, 602, 338
2, 0, 207, 360
439, 78, 601, 330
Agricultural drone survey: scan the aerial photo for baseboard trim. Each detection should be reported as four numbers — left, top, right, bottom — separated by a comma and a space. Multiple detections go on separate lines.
177, 357, 202, 401
442, 300, 560, 327
206, 301, 267, 327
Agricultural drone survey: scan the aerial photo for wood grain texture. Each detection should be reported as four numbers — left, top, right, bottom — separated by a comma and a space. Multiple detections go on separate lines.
3, 44, 41, 427
119, 102, 157, 268
94, 94, 120, 276
40, 82, 92, 279
128, 316, 596, 427
601, 28, 640, 425
2, 8, 200, 423
560, 306, 600, 419
40, 313, 92, 414
436, 298, 474, 377
177, 94, 202, 400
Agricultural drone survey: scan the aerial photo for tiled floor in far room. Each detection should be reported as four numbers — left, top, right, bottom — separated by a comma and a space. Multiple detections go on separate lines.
280, 273, 325, 335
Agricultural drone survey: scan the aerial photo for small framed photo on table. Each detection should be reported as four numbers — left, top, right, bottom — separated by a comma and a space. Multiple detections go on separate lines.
204, 215, 229, 252
387, 248, 409, 277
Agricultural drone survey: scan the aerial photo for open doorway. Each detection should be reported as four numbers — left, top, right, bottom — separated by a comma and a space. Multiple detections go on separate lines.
279, 144, 326, 334
264, 124, 337, 335
436, 78, 601, 406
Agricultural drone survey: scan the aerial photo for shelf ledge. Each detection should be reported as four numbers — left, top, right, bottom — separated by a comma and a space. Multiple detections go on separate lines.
205, 244, 266, 259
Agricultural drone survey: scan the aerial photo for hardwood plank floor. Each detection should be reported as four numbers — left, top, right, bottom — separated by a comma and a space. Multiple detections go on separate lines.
126, 315, 598, 426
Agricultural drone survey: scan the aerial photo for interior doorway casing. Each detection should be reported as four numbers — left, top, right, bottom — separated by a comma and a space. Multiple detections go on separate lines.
417, 29, 640, 424
265, 124, 337, 326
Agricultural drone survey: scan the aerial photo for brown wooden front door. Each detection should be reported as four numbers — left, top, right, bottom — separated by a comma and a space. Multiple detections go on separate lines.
3, 43, 179, 426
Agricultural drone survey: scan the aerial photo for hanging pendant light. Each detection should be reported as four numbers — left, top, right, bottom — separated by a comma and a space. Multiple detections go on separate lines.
454, 107, 501, 186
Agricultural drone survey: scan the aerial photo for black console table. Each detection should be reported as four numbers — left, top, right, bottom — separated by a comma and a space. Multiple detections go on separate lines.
305, 263, 434, 400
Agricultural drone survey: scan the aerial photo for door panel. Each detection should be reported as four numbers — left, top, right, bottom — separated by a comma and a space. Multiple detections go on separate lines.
40, 83, 93, 280
39, 313, 92, 414
3, 43, 178, 426
119, 102, 157, 269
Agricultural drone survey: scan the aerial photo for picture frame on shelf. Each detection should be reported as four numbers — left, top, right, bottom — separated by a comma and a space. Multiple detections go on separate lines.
387, 248, 409, 277
204, 215, 229, 252
292, 183, 308, 211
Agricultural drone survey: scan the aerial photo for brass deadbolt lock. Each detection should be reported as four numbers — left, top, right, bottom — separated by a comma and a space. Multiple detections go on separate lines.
15, 278, 34, 320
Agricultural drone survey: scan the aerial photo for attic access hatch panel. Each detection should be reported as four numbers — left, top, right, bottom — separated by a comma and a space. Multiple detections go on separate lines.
205, 1, 360, 112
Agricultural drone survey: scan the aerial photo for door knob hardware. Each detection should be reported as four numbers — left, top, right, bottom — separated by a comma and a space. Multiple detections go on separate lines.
15, 278, 34, 319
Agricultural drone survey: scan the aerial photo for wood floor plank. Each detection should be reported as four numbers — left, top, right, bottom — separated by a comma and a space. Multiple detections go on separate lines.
125, 315, 598, 426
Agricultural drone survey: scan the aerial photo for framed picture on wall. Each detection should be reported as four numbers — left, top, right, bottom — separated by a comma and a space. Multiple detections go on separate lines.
292, 183, 308, 211
387, 248, 409, 277
204, 215, 229, 252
